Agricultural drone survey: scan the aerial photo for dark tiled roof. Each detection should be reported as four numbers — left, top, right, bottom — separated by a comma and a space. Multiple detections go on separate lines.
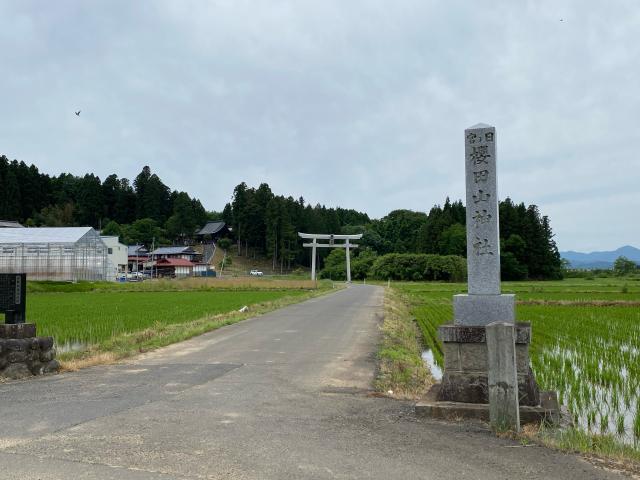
196, 221, 226, 236
127, 245, 149, 256
152, 246, 196, 255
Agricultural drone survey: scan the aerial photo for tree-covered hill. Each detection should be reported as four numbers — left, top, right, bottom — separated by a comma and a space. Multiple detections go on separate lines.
0, 154, 562, 279
0, 156, 209, 245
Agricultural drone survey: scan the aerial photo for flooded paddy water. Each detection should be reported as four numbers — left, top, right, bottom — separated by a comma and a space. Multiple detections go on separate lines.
403, 279, 640, 447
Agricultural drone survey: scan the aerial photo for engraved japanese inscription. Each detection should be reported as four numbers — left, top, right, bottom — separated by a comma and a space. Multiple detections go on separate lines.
464, 124, 501, 295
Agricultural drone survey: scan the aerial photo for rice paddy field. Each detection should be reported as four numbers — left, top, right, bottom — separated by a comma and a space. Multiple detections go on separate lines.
394, 278, 640, 448
28, 290, 307, 347
0, 278, 322, 355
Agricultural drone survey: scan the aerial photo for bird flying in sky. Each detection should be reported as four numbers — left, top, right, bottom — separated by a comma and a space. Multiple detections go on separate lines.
75, 110, 81, 116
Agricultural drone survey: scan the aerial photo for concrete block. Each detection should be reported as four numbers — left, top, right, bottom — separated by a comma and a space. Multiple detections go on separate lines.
459, 343, 488, 372
438, 372, 489, 404
442, 343, 461, 371
416, 385, 560, 424
439, 323, 531, 344
453, 294, 515, 326
486, 322, 520, 432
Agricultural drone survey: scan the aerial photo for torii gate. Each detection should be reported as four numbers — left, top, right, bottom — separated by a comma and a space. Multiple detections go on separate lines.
298, 233, 363, 282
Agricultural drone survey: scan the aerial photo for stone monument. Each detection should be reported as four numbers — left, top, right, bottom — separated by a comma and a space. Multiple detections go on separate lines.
0, 273, 59, 380
416, 124, 558, 424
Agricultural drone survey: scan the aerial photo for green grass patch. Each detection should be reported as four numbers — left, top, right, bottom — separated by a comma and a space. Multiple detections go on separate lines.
374, 287, 431, 399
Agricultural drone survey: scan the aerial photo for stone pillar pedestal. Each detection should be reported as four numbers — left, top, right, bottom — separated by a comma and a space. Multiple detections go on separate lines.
437, 323, 540, 406
415, 124, 559, 424
0, 324, 59, 380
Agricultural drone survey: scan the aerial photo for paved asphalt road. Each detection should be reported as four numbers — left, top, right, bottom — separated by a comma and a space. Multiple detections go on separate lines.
0, 285, 623, 479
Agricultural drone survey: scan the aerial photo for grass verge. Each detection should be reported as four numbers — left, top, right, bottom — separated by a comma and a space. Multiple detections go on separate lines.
57, 285, 338, 371
517, 424, 640, 475
374, 287, 431, 399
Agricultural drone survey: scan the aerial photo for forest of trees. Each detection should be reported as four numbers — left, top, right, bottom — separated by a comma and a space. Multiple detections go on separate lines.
0, 156, 210, 245
0, 154, 563, 280
225, 186, 563, 280
222, 182, 371, 271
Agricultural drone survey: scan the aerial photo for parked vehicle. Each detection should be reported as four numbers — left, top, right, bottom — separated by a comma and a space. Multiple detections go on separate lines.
126, 271, 145, 281
250, 269, 263, 276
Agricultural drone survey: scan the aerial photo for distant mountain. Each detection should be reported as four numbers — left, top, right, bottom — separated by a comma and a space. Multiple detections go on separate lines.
560, 245, 640, 269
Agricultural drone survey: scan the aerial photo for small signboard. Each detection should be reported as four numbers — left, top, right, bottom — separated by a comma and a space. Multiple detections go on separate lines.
0, 273, 26, 324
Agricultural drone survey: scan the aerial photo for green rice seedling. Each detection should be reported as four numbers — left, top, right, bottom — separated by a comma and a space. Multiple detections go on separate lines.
587, 410, 596, 431
600, 412, 609, 435
30, 289, 308, 346
617, 415, 626, 436
394, 278, 640, 447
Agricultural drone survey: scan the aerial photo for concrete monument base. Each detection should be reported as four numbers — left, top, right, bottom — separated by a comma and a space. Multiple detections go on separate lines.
436, 323, 540, 406
416, 384, 560, 424
417, 323, 561, 425
0, 323, 59, 380
453, 294, 515, 325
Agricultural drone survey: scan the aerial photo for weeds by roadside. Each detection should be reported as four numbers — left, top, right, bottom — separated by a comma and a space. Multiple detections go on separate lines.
516, 423, 640, 475
374, 287, 431, 399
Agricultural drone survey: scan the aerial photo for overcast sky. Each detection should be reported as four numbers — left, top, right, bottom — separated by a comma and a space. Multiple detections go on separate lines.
1, 1, 638, 252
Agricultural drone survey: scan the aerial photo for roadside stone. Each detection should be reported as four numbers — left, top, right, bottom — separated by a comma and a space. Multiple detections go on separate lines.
0, 336, 59, 380
43, 359, 60, 373
1, 363, 31, 379
26, 349, 40, 362
40, 348, 56, 362
8, 351, 28, 363
38, 337, 54, 350
5, 338, 27, 351
29, 361, 45, 375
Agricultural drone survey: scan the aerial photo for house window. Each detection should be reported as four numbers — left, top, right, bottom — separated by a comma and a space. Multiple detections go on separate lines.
108, 248, 113, 254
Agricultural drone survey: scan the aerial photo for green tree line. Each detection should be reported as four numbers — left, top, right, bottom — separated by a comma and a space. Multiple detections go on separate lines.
225, 183, 563, 280
223, 182, 370, 271
0, 154, 563, 280
0, 156, 210, 245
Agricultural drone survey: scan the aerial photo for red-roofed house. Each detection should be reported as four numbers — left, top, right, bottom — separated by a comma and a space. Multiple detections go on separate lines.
155, 258, 194, 278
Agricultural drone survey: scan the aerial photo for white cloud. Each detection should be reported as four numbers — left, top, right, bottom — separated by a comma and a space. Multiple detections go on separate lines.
0, 0, 638, 251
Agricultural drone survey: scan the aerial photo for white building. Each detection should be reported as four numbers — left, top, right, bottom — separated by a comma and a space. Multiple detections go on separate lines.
0, 227, 108, 282
101, 236, 128, 280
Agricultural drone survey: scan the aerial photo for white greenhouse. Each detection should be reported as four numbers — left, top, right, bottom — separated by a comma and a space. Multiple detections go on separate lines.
0, 227, 109, 282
